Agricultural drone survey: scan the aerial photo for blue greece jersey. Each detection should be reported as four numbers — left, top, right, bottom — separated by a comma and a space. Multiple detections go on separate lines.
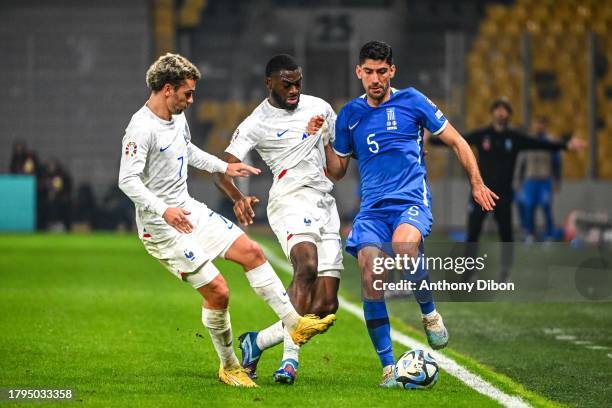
333, 87, 448, 257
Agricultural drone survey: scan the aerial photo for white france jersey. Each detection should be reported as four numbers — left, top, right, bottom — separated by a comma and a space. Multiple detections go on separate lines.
118, 105, 227, 228
225, 94, 335, 201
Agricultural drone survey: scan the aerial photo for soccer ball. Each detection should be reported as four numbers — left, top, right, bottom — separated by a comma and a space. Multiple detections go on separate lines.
394, 349, 439, 389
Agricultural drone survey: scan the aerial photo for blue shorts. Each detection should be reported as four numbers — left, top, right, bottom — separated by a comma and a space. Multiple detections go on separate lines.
346, 202, 433, 258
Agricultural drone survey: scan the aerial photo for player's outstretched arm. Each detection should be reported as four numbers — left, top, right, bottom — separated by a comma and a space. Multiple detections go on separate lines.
215, 153, 260, 226
514, 131, 587, 152
187, 142, 260, 177
437, 122, 499, 212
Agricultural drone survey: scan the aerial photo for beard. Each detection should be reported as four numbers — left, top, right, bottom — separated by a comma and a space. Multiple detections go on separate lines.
271, 89, 299, 111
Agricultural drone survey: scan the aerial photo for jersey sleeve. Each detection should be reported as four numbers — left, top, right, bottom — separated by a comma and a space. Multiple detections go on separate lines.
118, 127, 169, 217
187, 143, 228, 173
412, 89, 448, 135
180, 119, 228, 173
324, 101, 337, 140
225, 117, 259, 161
332, 105, 352, 156
513, 130, 567, 151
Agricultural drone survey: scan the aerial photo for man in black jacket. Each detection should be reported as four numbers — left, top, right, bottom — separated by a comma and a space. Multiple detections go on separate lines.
430, 98, 585, 281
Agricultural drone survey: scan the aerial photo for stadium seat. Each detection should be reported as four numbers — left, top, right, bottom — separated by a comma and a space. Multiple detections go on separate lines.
467, 1, 609, 178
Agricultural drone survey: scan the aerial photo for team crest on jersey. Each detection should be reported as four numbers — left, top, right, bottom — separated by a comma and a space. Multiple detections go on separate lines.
184, 250, 196, 261
386, 108, 397, 130
125, 141, 137, 157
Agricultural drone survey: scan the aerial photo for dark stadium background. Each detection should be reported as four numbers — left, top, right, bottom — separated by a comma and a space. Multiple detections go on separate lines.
1, 1, 611, 407
2, 0, 610, 234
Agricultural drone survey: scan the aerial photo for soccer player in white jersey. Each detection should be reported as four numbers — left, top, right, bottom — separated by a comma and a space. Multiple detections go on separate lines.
216, 55, 343, 384
118, 53, 336, 388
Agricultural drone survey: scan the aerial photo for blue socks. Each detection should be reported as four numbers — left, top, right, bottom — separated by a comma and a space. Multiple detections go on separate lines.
363, 299, 395, 367
407, 242, 436, 315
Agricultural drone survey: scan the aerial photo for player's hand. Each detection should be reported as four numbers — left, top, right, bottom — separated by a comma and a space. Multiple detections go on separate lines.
226, 162, 261, 177
472, 182, 498, 212
308, 114, 333, 145
307, 115, 325, 135
233, 196, 260, 226
567, 137, 587, 151
163, 207, 193, 233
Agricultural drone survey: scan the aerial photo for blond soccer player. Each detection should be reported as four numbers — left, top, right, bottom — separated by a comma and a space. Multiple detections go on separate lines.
118, 53, 335, 388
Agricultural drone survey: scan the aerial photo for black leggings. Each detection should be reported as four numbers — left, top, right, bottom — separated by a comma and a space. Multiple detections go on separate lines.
464, 198, 514, 281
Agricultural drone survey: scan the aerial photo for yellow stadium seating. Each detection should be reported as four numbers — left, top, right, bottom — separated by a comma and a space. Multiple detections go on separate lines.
467, 1, 611, 178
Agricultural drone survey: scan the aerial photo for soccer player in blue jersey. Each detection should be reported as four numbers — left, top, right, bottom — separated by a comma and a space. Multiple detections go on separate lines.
318, 41, 499, 387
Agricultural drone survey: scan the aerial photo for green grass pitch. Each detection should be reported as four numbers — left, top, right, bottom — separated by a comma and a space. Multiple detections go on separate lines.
0, 234, 610, 407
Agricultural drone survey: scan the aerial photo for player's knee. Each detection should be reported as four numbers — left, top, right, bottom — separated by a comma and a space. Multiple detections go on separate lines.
358, 256, 377, 277
243, 240, 267, 268
392, 241, 419, 259
207, 281, 230, 308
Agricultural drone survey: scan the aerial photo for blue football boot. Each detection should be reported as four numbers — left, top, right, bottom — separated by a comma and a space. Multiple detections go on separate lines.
238, 332, 263, 379
272, 359, 298, 385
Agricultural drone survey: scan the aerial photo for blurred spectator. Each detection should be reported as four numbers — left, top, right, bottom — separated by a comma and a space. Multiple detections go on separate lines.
96, 185, 133, 231
429, 97, 584, 282
72, 183, 97, 231
516, 116, 562, 242
9, 140, 40, 176
41, 159, 73, 231
10, 140, 48, 229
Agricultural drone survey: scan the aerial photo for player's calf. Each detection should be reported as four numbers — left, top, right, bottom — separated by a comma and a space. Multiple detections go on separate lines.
310, 276, 340, 317
288, 245, 319, 314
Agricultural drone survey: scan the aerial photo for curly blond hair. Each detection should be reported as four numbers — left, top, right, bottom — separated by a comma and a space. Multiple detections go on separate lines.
146, 53, 201, 91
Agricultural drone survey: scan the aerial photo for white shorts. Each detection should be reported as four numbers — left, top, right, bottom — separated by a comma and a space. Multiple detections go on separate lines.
268, 187, 343, 278
140, 200, 243, 288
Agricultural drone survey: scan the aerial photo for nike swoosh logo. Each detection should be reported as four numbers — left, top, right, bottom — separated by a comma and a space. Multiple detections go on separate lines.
277, 129, 289, 137
348, 121, 360, 130
160, 143, 173, 152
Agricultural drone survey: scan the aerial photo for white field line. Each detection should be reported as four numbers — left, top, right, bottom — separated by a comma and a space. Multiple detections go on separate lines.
261, 244, 531, 408
544, 328, 611, 354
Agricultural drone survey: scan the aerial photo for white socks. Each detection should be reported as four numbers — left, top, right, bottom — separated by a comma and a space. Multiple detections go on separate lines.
255, 320, 284, 350
283, 326, 300, 362
245, 261, 300, 330
255, 320, 300, 363
202, 308, 239, 369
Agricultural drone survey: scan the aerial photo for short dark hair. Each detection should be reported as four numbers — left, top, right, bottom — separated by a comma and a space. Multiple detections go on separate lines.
359, 41, 393, 65
265, 54, 299, 77
490, 97, 513, 115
